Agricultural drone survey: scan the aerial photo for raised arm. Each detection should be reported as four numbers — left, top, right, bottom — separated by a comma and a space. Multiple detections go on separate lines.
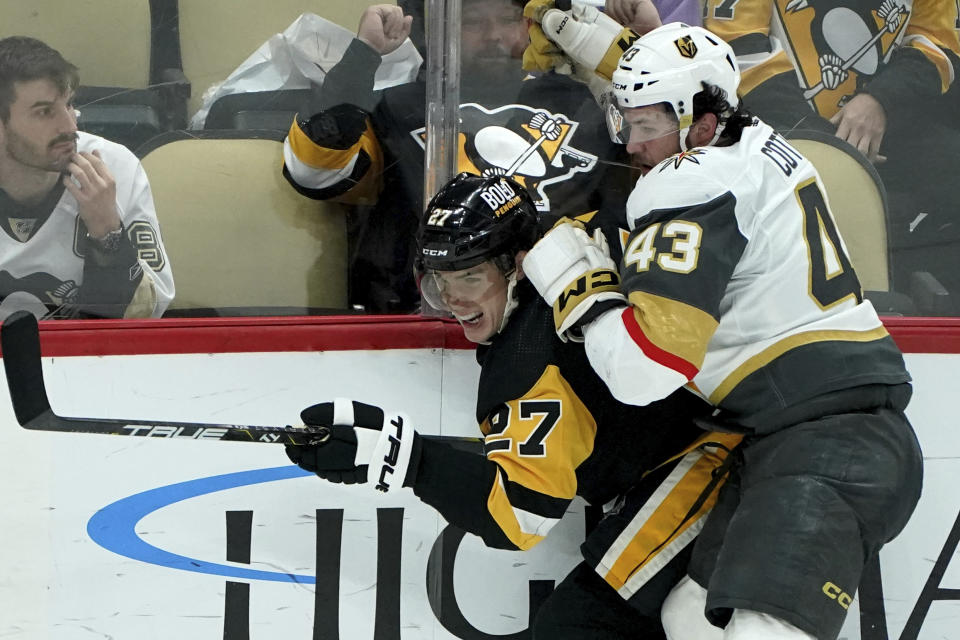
282, 5, 413, 204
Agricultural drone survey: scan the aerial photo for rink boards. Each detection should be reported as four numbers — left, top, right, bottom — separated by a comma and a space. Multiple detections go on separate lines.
0, 315, 957, 639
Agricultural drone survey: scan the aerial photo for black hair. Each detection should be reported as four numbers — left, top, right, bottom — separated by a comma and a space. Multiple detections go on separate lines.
0, 36, 78, 122
693, 83, 753, 144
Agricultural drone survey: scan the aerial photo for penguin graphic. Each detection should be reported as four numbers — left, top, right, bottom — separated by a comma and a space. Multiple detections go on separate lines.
778, 0, 909, 114
411, 102, 599, 211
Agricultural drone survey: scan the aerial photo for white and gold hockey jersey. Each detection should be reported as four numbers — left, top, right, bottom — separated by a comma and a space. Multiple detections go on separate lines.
582, 119, 909, 431
0, 132, 174, 320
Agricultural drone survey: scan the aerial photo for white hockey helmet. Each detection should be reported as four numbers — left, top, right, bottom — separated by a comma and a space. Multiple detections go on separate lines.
607, 23, 741, 150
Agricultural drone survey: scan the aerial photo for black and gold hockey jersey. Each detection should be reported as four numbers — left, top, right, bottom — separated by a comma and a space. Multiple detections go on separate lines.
581, 119, 911, 431
282, 40, 632, 312
411, 281, 741, 601
703, 0, 960, 120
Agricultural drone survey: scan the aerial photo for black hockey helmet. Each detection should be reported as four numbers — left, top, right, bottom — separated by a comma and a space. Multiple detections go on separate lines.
417, 172, 540, 274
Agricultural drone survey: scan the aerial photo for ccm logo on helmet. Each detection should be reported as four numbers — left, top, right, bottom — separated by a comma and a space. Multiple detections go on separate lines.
422, 248, 448, 257
480, 180, 519, 214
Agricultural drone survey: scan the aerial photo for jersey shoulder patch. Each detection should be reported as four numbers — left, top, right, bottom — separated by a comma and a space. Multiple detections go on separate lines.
654, 148, 710, 174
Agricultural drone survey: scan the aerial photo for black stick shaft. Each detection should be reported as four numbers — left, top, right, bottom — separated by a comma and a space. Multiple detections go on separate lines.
1, 311, 327, 445
1, 311, 482, 450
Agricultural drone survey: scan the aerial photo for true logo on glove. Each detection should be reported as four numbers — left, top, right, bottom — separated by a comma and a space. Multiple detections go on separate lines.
375, 415, 405, 493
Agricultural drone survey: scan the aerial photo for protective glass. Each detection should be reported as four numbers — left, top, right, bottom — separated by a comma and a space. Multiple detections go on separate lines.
419, 260, 507, 313
605, 102, 679, 145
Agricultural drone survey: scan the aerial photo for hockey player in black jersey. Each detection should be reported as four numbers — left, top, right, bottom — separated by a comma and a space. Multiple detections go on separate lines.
285, 172, 740, 638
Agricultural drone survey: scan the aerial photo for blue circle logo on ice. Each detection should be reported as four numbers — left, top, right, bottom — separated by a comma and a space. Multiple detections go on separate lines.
87, 465, 315, 582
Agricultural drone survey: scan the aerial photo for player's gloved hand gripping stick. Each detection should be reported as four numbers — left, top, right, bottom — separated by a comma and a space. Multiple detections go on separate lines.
285, 398, 420, 494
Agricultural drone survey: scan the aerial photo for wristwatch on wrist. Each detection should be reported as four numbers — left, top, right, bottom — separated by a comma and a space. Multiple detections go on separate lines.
87, 226, 124, 253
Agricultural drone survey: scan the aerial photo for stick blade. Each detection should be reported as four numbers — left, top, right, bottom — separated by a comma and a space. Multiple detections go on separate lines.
1, 311, 52, 426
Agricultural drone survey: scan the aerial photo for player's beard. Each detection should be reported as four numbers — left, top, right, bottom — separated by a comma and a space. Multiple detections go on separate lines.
2, 127, 76, 173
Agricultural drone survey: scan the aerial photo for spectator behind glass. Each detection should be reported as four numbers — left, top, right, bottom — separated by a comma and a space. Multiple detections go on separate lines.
282, 0, 686, 314
703, 1, 960, 309
0, 36, 173, 321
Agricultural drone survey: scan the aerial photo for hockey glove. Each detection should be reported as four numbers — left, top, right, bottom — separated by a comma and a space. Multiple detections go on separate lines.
536, 1, 640, 81
522, 220, 627, 341
285, 398, 419, 494
523, 0, 569, 74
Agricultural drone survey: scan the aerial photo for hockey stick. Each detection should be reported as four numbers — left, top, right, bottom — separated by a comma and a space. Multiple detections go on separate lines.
0, 311, 330, 445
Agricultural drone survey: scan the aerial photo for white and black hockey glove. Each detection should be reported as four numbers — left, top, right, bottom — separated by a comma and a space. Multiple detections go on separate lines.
522, 220, 627, 341
285, 398, 419, 494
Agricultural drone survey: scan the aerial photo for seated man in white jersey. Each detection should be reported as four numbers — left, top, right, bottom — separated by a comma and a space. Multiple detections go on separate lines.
0, 36, 173, 320
520, 17, 923, 640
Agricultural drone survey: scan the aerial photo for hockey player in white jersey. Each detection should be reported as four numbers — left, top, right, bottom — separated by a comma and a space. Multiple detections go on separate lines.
520, 19, 922, 640
0, 37, 173, 320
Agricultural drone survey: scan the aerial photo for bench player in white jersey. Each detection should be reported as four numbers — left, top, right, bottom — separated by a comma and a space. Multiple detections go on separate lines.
520, 20, 923, 640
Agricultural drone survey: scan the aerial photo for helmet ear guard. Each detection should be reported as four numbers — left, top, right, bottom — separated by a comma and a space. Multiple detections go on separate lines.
608, 23, 741, 150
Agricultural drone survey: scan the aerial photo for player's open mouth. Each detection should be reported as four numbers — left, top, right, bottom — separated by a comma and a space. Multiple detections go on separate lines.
457, 312, 482, 326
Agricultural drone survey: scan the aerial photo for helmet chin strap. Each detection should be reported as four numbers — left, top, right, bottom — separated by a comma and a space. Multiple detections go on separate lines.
476, 270, 521, 346
678, 126, 693, 151
706, 120, 727, 146
679, 120, 727, 151
498, 270, 521, 334
479, 269, 520, 345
